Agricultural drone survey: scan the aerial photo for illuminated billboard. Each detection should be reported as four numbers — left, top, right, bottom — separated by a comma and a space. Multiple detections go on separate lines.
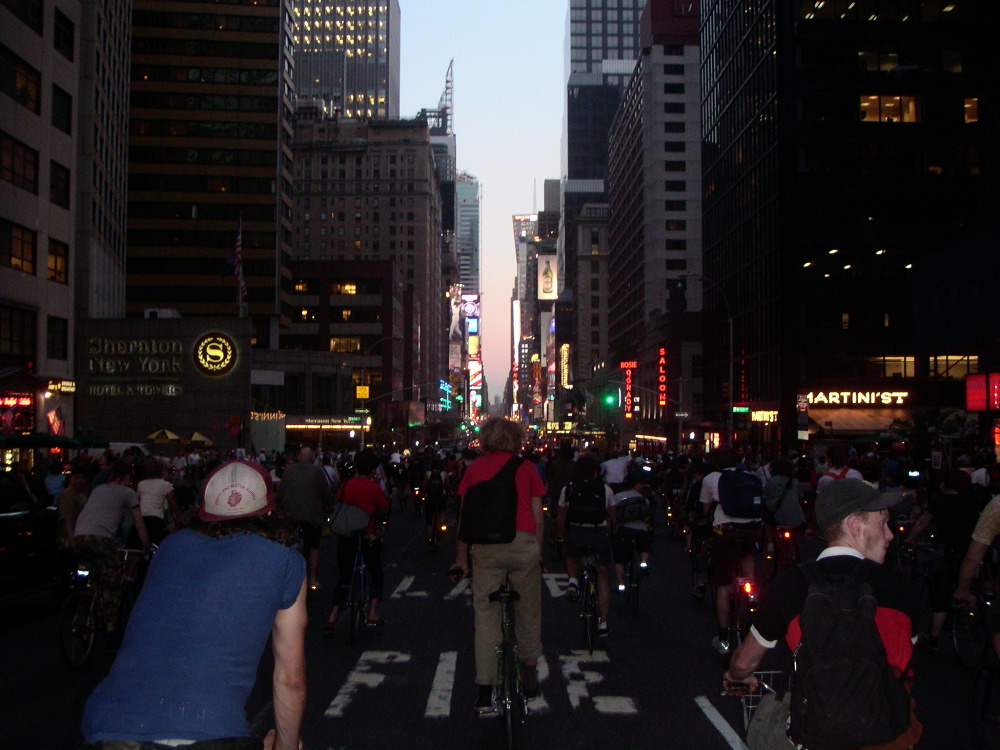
537, 254, 557, 300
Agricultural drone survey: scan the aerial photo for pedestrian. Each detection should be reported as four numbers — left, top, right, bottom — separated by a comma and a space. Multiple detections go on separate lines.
79, 459, 306, 750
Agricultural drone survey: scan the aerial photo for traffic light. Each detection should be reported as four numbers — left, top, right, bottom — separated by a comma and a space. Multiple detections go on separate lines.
604, 392, 618, 407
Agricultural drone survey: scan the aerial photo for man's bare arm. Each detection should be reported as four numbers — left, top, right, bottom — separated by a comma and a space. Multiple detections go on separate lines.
271, 580, 307, 750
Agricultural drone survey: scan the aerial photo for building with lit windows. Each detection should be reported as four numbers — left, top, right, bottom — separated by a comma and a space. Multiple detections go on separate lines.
292, 0, 400, 119
455, 174, 480, 295
1, 0, 82, 452
700, 0, 1000, 447
606, 0, 702, 450
127, 0, 296, 348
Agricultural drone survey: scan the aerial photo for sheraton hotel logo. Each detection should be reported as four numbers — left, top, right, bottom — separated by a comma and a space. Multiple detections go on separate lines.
193, 332, 237, 377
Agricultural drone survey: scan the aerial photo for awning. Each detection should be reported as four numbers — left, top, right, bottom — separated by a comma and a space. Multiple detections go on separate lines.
809, 408, 910, 433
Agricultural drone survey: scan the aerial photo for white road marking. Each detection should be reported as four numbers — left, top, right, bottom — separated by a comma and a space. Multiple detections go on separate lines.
543, 572, 569, 598
424, 651, 457, 718
324, 650, 411, 718
558, 650, 635, 714
444, 578, 471, 599
694, 696, 749, 750
390, 575, 415, 598
528, 655, 551, 714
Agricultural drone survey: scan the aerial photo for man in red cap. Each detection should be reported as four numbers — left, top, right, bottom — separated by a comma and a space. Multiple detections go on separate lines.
80, 460, 307, 750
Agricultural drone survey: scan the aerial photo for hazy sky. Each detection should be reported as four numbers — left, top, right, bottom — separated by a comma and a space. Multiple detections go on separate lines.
398, 1, 567, 402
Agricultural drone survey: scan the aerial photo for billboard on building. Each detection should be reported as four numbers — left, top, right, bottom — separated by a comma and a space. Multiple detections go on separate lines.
537, 253, 557, 300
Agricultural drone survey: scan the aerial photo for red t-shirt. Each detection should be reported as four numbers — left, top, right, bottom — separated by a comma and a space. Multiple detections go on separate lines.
457, 452, 545, 535
339, 476, 388, 533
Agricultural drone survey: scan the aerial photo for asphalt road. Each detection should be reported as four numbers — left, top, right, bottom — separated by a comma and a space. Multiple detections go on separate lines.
0, 500, 985, 749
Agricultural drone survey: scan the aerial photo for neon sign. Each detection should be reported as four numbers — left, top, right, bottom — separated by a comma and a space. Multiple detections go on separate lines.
657, 347, 667, 407
620, 361, 636, 419
805, 391, 909, 406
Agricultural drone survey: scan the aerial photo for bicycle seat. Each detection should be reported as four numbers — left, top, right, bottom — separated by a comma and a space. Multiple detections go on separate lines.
489, 586, 520, 603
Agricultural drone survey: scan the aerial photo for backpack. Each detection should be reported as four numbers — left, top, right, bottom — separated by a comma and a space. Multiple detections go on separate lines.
616, 494, 653, 524
458, 456, 523, 545
717, 470, 765, 518
789, 562, 911, 750
566, 478, 608, 525
425, 470, 445, 500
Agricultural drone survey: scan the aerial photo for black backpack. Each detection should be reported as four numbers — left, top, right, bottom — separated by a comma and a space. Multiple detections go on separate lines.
717, 470, 765, 518
458, 456, 523, 545
566, 478, 608, 525
616, 493, 653, 524
789, 561, 911, 750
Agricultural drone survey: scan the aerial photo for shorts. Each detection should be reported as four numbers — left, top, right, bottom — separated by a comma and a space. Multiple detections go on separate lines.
710, 524, 760, 587
297, 521, 322, 551
423, 493, 446, 524
564, 524, 611, 564
612, 527, 652, 564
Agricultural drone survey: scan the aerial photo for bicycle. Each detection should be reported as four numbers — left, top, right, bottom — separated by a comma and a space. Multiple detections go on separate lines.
488, 578, 529, 750
761, 524, 798, 580
578, 546, 600, 654
347, 532, 370, 644
688, 518, 714, 600
57, 546, 151, 668
619, 534, 642, 616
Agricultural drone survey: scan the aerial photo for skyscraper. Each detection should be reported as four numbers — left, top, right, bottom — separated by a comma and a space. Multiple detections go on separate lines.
292, 0, 400, 119
455, 174, 480, 295
126, 0, 296, 347
560, 0, 645, 386
700, 0, 1000, 445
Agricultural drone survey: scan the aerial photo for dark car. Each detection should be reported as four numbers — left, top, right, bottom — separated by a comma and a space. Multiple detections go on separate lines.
0, 472, 65, 603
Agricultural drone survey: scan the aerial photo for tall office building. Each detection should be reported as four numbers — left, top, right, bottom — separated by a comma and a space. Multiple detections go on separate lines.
291, 113, 444, 400
455, 174, 480, 295
607, 0, 701, 445
560, 0, 645, 386
700, 0, 1000, 445
1, 0, 81, 440
292, 0, 400, 119
127, 0, 296, 347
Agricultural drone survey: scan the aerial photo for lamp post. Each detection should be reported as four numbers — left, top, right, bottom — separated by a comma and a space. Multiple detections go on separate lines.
682, 273, 734, 446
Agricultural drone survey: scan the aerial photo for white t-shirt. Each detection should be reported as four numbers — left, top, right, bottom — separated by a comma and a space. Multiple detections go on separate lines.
815, 466, 863, 496
558, 481, 616, 527
137, 478, 175, 518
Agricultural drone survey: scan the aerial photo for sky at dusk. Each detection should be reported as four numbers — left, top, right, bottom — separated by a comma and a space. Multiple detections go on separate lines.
398, 1, 568, 403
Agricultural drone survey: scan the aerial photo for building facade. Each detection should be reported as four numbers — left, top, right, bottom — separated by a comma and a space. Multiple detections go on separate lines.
455, 174, 480, 295
700, 0, 1000, 446
606, 0, 702, 449
127, 0, 296, 347
291, 0, 400, 120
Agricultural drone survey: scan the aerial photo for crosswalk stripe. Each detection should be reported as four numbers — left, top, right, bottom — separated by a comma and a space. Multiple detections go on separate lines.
425, 651, 458, 718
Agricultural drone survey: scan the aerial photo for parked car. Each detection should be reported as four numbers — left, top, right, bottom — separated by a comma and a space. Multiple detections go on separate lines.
0, 471, 65, 603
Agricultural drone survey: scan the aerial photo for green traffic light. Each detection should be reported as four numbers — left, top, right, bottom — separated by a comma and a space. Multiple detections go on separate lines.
604, 393, 616, 405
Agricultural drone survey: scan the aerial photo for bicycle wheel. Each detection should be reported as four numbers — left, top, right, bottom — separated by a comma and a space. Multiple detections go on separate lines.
762, 528, 778, 580
581, 578, 597, 654
626, 558, 640, 616
954, 605, 990, 669
348, 567, 368, 644
58, 590, 97, 668
500, 645, 524, 750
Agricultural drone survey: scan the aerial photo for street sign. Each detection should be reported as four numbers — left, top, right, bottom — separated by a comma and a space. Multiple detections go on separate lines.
356, 386, 370, 399
673, 412, 690, 418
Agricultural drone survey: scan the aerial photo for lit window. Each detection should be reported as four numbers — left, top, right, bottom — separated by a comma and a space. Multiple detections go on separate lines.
965, 97, 979, 123
860, 95, 921, 123
294, 280, 307, 292
841, 313, 849, 330
329, 337, 361, 353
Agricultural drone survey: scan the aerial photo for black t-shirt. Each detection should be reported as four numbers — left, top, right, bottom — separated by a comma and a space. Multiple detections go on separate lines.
753, 553, 921, 673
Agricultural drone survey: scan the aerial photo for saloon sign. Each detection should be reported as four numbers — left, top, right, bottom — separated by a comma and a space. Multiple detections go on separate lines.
804, 391, 909, 406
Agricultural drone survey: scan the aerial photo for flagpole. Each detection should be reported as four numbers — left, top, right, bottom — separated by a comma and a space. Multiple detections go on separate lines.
237, 214, 246, 319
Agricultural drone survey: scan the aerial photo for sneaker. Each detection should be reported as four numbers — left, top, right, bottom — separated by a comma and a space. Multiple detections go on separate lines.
597, 620, 609, 637
639, 561, 650, 578
565, 581, 579, 601
711, 636, 730, 655
521, 663, 539, 700
473, 685, 495, 714
617, 582, 626, 593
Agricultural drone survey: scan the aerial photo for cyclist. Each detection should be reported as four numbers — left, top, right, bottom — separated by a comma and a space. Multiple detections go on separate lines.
699, 448, 762, 654
72, 460, 151, 644
326, 448, 390, 630
953, 489, 1000, 658
452, 417, 545, 713
557, 454, 616, 638
80, 459, 306, 750
423, 456, 449, 551
722, 478, 922, 750
612, 472, 654, 592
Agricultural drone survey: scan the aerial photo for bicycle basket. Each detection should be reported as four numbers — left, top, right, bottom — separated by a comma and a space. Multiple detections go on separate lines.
742, 670, 791, 730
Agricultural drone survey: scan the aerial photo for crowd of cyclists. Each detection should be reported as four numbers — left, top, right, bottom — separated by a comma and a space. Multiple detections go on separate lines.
11, 428, 1000, 747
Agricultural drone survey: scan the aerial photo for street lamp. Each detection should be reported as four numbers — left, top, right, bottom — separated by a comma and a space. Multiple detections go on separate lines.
682, 273, 734, 446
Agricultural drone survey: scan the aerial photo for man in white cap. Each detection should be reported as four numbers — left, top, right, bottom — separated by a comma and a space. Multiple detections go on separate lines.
81, 459, 307, 750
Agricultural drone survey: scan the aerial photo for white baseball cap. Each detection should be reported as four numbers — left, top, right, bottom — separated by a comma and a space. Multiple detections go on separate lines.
199, 459, 274, 522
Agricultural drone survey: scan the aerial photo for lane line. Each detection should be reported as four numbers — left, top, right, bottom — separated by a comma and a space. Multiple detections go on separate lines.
694, 696, 748, 750
390, 575, 414, 598
424, 651, 457, 718
444, 578, 470, 599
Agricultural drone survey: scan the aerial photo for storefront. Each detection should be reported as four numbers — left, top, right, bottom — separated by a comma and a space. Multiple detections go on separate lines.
801, 389, 913, 442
